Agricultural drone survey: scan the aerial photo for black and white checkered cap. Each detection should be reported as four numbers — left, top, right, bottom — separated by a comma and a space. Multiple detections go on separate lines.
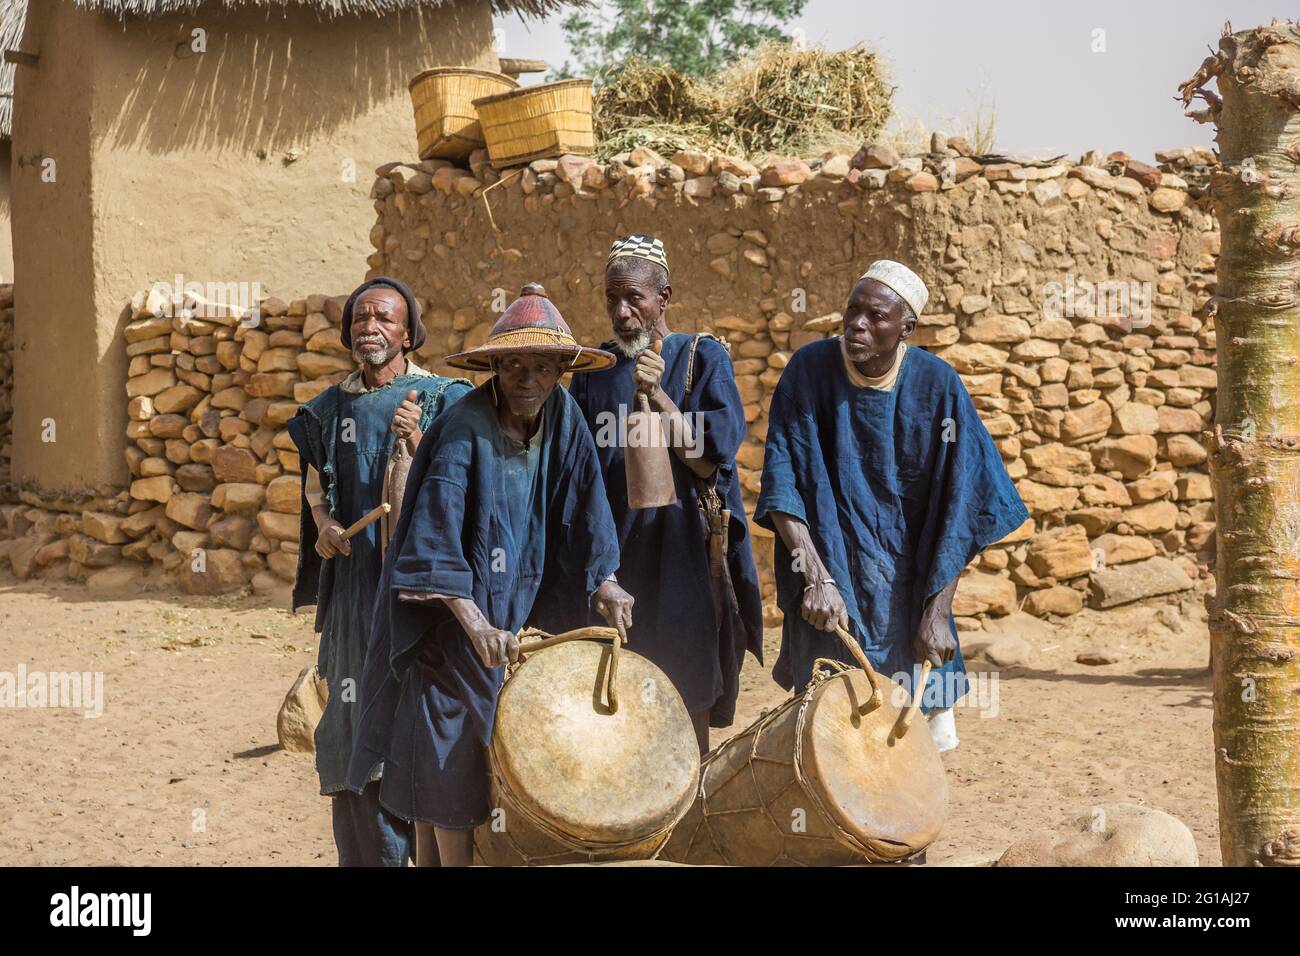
607, 234, 670, 276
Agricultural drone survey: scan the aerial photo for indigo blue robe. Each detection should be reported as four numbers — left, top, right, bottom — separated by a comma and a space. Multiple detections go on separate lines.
346, 383, 621, 829
286, 370, 471, 794
755, 339, 1028, 710
568, 333, 763, 725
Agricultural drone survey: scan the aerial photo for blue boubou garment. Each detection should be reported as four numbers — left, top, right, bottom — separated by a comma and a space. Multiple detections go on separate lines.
345, 383, 621, 828
285, 368, 471, 794
567, 333, 764, 725
755, 338, 1029, 711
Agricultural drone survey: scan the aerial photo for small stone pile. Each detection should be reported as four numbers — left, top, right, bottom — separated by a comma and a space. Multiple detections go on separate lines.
366, 137, 1221, 625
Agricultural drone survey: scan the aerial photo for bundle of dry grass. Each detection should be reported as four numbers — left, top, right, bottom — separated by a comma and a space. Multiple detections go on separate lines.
591, 43, 893, 162
714, 42, 893, 157
593, 57, 735, 159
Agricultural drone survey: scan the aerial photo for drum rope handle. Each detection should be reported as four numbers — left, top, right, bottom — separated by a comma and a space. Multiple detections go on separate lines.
831, 625, 883, 715
891, 660, 932, 740
515, 626, 624, 713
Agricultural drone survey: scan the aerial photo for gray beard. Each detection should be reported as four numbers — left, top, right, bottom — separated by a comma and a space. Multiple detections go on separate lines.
357, 349, 392, 366
612, 330, 651, 359
353, 335, 393, 366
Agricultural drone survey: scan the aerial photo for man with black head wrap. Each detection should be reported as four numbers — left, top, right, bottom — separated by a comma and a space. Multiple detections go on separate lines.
286, 276, 471, 865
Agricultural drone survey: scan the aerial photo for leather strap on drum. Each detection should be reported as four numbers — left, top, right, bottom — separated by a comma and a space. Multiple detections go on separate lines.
513, 626, 622, 713
670, 692, 804, 865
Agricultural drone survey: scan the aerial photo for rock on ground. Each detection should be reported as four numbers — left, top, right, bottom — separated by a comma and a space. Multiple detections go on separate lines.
277, 665, 328, 754
1088, 556, 1193, 609
1077, 648, 1121, 665
996, 803, 1198, 866
86, 565, 145, 593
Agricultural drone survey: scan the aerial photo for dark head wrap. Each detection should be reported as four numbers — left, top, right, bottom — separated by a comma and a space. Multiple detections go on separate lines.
340, 276, 427, 353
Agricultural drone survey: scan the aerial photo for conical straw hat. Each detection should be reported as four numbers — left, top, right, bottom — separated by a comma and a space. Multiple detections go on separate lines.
445, 283, 615, 373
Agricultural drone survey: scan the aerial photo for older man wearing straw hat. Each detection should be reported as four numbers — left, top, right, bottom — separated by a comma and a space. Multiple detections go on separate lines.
347, 283, 635, 867
756, 260, 1028, 758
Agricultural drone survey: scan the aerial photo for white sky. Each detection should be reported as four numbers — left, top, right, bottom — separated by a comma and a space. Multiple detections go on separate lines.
494, 0, 1287, 162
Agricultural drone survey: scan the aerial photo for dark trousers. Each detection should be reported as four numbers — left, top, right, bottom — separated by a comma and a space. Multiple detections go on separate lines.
331, 781, 412, 867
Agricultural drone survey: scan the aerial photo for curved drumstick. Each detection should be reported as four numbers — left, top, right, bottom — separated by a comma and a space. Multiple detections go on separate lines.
893, 660, 933, 739
832, 624, 883, 714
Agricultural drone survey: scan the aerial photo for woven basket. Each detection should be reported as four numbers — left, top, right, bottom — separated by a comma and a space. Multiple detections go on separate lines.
408, 68, 518, 161
472, 79, 595, 169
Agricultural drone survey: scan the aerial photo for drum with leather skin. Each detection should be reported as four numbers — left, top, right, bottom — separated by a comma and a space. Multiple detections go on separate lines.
475, 628, 700, 866
659, 659, 947, 866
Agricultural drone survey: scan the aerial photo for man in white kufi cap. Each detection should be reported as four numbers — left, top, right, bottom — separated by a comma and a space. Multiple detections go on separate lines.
755, 260, 1028, 774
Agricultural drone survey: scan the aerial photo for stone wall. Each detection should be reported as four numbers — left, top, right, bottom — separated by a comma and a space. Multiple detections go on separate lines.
0, 141, 1224, 626
0, 288, 352, 593
363, 140, 1221, 623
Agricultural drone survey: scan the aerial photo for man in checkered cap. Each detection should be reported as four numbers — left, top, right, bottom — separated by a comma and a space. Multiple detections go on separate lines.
569, 235, 764, 754
756, 260, 1028, 760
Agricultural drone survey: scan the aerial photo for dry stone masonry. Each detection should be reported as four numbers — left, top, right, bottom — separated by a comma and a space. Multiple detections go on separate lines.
0, 141, 1223, 630
0, 286, 357, 595
364, 139, 1220, 628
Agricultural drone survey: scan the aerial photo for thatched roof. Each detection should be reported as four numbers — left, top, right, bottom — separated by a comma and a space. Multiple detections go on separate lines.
0, 0, 577, 138
73, 1, 574, 19
0, 0, 26, 140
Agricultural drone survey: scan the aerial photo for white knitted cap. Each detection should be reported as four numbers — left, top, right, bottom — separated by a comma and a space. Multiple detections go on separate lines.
859, 259, 928, 317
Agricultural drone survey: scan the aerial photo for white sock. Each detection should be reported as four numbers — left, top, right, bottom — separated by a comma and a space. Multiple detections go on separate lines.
926, 707, 959, 753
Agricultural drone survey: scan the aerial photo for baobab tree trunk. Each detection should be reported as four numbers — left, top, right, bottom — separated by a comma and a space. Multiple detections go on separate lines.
1180, 20, 1300, 866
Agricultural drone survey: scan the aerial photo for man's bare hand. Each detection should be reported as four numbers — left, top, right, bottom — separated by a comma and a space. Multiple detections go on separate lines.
801, 581, 847, 633
633, 347, 665, 396
467, 626, 519, 668
315, 518, 352, 559
914, 577, 959, 667
914, 614, 957, 667
391, 389, 423, 447
592, 579, 635, 640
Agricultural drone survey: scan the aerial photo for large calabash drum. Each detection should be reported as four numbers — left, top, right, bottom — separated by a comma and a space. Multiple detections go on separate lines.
659, 659, 947, 866
475, 628, 700, 866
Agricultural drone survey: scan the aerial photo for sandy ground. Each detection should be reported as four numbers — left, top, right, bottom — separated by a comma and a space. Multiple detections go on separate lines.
0, 571, 1220, 866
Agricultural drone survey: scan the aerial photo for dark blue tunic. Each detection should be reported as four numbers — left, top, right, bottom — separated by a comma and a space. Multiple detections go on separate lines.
568, 333, 763, 725
346, 383, 621, 828
755, 339, 1029, 710
286, 370, 471, 794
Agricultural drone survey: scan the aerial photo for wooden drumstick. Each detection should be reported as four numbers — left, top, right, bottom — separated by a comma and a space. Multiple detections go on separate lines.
340, 502, 390, 541
832, 624, 883, 713
893, 660, 933, 739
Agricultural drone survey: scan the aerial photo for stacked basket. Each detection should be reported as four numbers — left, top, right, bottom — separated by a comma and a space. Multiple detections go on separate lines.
408, 68, 519, 161
408, 67, 594, 169
473, 78, 594, 168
